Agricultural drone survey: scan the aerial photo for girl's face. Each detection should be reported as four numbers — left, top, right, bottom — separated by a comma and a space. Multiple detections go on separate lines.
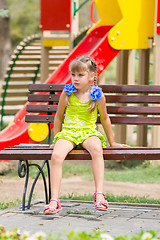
71, 70, 95, 90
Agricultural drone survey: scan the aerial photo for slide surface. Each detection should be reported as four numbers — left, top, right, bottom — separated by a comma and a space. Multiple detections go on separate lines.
0, 25, 119, 150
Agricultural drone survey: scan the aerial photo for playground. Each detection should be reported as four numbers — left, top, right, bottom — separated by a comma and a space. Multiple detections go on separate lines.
0, 0, 160, 238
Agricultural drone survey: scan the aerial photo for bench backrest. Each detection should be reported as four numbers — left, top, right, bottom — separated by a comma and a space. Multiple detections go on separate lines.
26, 84, 160, 126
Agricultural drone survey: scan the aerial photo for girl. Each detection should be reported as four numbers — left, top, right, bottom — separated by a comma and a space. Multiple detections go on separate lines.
44, 56, 126, 215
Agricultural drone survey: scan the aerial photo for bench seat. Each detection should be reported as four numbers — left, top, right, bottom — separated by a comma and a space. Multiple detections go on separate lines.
1, 145, 160, 161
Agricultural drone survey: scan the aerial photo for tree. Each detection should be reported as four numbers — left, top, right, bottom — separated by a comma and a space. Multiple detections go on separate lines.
0, 0, 12, 80
8, 0, 40, 48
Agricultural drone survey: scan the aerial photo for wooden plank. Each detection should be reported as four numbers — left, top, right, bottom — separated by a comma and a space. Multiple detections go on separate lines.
27, 104, 58, 113
25, 114, 160, 125
27, 104, 160, 115
25, 115, 55, 123
29, 84, 160, 93
7, 145, 160, 150
28, 94, 60, 102
29, 84, 64, 92
107, 106, 160, 115
105, 95, 160, 104
28, 94, 160, 104
1, 148, 160, 160
110, 116, 160, 125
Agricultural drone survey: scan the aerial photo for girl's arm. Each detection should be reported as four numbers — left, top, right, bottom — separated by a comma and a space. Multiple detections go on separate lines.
97, 95, 127, 147
54, 91, 68, 137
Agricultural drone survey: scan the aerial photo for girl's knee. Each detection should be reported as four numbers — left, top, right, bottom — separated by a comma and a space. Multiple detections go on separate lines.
51, 151, 64, 165
90, 144, 103, 158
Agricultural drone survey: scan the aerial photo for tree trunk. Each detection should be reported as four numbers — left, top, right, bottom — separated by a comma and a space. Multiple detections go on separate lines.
0, 0, 12, 80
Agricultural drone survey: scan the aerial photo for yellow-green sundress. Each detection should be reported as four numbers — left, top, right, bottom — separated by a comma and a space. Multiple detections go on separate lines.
53, 92, 106, 148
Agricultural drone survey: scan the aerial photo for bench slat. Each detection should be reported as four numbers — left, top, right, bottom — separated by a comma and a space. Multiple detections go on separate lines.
29, 84, 64, 92
27, 104, 57, 113
107, 106, 160, 115
1, 148, 160, 160
25, 114, 160, 125
105, 95, 160, 104
28, 94, 160, 104
29, 84, 160, 93
28, 94, 60, 102
27, 105, 160, 115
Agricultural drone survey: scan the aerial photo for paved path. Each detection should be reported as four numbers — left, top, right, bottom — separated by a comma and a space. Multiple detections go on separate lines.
0, 200, 160, 237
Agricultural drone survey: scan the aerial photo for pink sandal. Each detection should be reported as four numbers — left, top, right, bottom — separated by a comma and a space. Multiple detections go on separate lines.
93, 192, 108, 211
43, 198, 62, 215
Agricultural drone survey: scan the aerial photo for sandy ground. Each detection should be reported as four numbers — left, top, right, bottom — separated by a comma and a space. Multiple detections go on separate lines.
0, 175, 160, 202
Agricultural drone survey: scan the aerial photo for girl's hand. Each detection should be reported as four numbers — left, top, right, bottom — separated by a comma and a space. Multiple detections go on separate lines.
50, 144, 54, 148
110, 142, 129, 148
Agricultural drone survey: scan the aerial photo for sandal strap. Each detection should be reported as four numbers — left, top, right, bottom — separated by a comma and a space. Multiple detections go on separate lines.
50, 198, 61, 209
95, 200, 108, 207
93, 192, 106, 203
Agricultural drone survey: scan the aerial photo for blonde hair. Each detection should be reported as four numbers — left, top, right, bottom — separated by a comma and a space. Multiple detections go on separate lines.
69, 56, 98, 112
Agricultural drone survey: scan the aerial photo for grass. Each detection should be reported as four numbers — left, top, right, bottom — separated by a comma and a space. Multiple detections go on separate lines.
0, 199, 21, 210
61, 161, 160, 184
61, 192, 160, 205
4, 160, 160, 184
1, 192, 160, 211
104, 163, 160, 184
67, 210, 92, 215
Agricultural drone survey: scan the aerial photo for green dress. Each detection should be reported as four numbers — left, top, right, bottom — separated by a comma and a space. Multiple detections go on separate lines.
53, 92, 106, 148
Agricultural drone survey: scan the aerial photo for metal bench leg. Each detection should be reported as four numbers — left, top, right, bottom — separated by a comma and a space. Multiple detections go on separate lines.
46, 160, 51, 200
18, 160, 29, 211
27, 160, 49, 209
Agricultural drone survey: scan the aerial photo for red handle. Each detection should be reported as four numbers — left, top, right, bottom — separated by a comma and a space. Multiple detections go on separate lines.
90, 0, 96, 24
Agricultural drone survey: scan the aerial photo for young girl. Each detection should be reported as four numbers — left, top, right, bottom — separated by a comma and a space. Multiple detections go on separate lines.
44, 56, 126, 215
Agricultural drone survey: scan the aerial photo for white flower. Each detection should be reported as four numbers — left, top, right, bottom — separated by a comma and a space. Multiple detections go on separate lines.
32, 231, 46, 239
141, 232, 153, 240
100, 233, 114, 240
25, 237, 37, 240
21, 231, 30, 239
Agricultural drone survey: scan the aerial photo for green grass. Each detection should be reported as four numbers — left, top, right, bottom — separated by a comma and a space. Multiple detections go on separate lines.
1, 192, 160, 211
62, 162, 160, 184
67, 210, 92, 215
104, 164, 160, 184
60, 192, 160, 205
0, 199, 21, 210
5, 161, 160, 184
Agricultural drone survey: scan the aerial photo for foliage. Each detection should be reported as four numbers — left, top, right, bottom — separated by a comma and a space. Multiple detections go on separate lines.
60, 192, 160, 205
7, 0, 40, 48
5, 161, 160, 184
0, 199, 21, 210
0, 225, 159, 240
0, 9, 9, 18
62, 162, 160, 184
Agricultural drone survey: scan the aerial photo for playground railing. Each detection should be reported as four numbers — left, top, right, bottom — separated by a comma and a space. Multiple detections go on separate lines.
0, 35, 40, 129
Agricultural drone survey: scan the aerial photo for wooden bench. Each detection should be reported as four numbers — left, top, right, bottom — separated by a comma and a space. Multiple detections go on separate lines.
1, 83, 160, 210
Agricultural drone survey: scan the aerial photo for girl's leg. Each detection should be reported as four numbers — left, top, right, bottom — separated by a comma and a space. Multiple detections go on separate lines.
48, 139, 75, 210
82, 136, 106, 208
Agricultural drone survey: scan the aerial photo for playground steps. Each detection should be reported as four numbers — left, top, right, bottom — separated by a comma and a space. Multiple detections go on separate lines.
0, 35, 69, 116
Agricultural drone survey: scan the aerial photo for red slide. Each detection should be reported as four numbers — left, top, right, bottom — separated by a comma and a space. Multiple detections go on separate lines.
0, 26, 119, 151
